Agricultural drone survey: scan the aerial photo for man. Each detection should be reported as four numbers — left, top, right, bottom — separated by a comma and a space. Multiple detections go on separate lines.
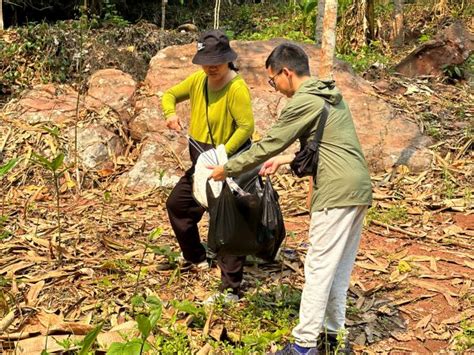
209, 43, 372, 354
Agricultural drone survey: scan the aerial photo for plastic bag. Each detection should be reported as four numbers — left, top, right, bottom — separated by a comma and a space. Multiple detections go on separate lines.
207, 175, 285, 259
192, 145, 228, 208
207, 181, 262, 256
256, 177, 286, 261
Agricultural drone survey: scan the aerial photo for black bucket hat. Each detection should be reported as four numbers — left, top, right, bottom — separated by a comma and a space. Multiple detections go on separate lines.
192, 29, 237, 65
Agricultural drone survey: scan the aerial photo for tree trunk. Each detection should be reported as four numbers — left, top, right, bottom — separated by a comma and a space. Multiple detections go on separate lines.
214, 0, 221, 29
310, 0, 337, 208
366, 0, 375, 41
392, 0, 404, 47
314, 0, 326, 48
318, 0, 338, 80
0, 0, 4, 30
161, 0, 167, 30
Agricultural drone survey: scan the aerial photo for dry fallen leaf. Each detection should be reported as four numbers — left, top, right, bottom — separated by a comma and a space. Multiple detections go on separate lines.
26, 281, 45, 306
415, 313, 432, 329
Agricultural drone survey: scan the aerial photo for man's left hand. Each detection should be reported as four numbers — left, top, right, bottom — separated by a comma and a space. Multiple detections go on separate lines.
208, 165, 226, 181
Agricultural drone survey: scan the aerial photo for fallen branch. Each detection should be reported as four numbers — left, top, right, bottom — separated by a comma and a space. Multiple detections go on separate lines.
370, 220, 423, 238
0, 310, 16, 333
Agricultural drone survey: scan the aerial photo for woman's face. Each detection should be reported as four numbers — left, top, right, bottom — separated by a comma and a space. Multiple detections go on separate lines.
202, 63, 229, 81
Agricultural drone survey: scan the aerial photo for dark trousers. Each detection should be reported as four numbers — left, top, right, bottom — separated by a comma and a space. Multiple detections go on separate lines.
166, 173, 245, 293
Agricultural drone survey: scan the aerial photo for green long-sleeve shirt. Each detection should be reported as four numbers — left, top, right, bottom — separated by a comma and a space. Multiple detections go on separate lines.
162, 70, 254, 155
224, 78, 373, 213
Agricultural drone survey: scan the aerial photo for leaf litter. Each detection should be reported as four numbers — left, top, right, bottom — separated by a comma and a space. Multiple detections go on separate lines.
0, 62, 473, 354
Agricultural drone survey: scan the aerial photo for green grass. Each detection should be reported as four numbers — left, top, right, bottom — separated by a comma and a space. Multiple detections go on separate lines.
366, 204, 409, 225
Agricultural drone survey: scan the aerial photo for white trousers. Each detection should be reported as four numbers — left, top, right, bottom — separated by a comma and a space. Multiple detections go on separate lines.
292, 205, 367, 347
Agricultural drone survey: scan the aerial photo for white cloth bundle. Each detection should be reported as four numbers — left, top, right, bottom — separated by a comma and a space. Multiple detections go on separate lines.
192, 145, 228, 208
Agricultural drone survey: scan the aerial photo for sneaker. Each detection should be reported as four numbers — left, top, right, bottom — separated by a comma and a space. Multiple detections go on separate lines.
275, 343, 319, 355
177, 253, 209, 270
203, 292, 239, 306
196, 260, 210, 270
318, 334, 351, 354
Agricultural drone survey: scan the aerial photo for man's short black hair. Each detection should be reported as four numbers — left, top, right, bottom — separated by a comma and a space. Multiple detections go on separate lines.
265, 43, 310, 76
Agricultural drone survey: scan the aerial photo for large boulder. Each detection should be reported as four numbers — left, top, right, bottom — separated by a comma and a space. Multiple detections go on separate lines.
14, 84, 81, 125
85, 69, 137, 123
9, 70, 135, 171
395, 20, 473, 78
5, 40, 435, 191
66, 124, 124, 170
118, 132, 187, 189
124, 39, 432, 189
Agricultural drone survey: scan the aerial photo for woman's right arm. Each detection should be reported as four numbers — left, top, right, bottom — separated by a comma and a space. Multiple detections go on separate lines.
161, 72, 197, 131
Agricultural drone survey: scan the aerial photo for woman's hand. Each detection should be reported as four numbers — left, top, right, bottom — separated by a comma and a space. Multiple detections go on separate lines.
166, 115, 183, 131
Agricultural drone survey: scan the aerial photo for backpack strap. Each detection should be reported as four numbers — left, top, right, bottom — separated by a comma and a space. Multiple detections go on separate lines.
310, 101, 330, 144
203, 78, 216, 148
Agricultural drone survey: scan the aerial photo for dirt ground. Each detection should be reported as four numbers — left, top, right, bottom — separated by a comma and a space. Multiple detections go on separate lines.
278, 210, 473, 353
1, 172, 472, 353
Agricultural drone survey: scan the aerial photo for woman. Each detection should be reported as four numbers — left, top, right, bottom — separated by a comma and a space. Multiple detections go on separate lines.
162, 29, 254, 302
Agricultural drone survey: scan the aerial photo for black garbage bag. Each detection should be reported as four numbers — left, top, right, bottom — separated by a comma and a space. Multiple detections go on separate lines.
207, 181, 262, 256
256, 177, 286, 261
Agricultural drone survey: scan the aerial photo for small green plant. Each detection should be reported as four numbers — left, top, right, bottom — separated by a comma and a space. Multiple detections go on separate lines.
441, 167, 456, 199
31, 152, 66, 262
297, 0, 317, 36
426, 124, 442, 139
333, 328, 349, 353
346, 299, 361, 316
366, 204, 408, 225
102, 0, 129, 27
0, 158, 18, 178
78, 323, 103, 354
336, 41, 390, 73
109, 296, 163, 354
132, 227, 173, 304
453, 319, 474, 351
419, 33, 431, 43
442, 64, 464, 81
99, 191, 112, 223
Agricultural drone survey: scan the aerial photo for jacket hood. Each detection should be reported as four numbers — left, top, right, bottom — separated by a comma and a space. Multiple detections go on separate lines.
297, 78, 342, 105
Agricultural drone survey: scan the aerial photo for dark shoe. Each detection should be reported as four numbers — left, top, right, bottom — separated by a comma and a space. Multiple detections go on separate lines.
318, 334, 352, 354
275, 343, 319, 355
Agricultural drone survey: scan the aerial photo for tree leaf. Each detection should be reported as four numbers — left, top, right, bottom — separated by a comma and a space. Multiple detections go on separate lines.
107, 339, 147, 355
79, 322, 103, 355
51, 153, 65, 171
31, 152, 52, 169
0, 158, 18, 178
149, 309, 162, 328
136, 314, 151, 338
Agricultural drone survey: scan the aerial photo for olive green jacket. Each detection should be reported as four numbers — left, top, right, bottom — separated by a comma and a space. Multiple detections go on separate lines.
224, 78, 372, 213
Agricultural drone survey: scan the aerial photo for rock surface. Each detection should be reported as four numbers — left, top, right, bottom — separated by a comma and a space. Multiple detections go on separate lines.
395, 21, 473, 77
7, 39, 436, 191
126, 38, 432, 189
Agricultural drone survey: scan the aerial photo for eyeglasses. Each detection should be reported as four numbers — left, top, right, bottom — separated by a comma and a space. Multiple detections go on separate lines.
268, 70, 283, 89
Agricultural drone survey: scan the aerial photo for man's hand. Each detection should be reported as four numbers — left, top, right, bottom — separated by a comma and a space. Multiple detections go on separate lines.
259, 154, 293, 176
166, 115, 183, 131
208, 165, 227, 181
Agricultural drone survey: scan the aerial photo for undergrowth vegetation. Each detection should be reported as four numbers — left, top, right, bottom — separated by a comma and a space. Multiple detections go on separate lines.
1, 0, 472, 103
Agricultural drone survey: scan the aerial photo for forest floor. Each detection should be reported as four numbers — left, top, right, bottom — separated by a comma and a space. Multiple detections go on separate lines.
1, 14, 473, 354
0, 167, 472, 353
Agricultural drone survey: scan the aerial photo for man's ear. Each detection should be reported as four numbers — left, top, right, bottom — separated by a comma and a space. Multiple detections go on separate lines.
282, 67, 292, 77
